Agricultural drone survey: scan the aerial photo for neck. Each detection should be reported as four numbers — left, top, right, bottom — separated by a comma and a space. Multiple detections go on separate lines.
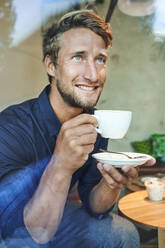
49, 83, 83, 123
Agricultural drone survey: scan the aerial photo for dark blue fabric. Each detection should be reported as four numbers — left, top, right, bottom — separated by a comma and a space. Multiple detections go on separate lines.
0, 85, 110, 244
0, 201, 140, 248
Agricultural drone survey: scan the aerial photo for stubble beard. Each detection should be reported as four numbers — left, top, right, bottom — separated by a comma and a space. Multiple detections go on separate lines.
56, 79, 102, 110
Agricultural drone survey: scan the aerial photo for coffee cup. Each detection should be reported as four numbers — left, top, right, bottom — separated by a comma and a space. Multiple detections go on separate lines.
94, 110, 132, 139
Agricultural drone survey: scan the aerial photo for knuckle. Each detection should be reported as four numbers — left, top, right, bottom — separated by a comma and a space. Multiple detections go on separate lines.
82, 114, 97, 125
88, 134, 97, 144
80, 114, 89, 122
86, 124, 93, 132
68, 139, 76, 149
63, 129, 71, 139
116, 174, 124, 184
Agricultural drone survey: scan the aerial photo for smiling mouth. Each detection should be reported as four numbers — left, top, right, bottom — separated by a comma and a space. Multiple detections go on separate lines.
75, 85, 99, 91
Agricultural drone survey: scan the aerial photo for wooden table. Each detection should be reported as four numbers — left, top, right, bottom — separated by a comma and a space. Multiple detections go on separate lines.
118, 190, 165, 248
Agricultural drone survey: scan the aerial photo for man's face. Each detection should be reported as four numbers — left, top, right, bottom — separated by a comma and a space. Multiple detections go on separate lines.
53, 27, 108, 110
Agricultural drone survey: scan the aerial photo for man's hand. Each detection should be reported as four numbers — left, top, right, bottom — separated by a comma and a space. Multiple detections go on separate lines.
140, 157, 156, 167
97, 157, 156, 190
53, 113, 98, 175
24, 113, 98, 244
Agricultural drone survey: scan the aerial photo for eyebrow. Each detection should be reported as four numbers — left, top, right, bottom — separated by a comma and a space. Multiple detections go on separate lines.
70, 51, 108, 59
70, 51, 85, 56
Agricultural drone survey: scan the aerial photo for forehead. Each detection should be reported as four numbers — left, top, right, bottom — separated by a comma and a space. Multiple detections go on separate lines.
59, 27, 107, 55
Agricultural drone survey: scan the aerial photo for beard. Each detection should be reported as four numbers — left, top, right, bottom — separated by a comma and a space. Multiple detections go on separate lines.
56, 79, 101, 110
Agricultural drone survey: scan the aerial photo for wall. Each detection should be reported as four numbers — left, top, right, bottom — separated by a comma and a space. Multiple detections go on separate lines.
0, 31, 47, 110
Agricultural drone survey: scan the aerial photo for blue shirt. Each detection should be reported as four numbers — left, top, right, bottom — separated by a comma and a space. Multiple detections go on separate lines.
0, 85, 109, 243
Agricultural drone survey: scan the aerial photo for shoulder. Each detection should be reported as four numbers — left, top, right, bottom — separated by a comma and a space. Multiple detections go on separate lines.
0, 98, 38, 136
0, 100, 37, 171
0, 98, 36, 123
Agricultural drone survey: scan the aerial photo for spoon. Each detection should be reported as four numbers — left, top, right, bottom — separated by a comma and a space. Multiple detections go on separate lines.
99, 149, 147, 159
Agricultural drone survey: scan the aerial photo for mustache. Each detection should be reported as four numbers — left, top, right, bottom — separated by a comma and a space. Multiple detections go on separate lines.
74, 79, 105, 86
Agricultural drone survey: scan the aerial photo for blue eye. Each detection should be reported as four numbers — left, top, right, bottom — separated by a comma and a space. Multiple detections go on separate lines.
72, 55, 82, 61
97, 57, 106, 64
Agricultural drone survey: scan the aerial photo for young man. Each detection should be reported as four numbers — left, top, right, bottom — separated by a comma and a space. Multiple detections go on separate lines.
0, 10, 155, 248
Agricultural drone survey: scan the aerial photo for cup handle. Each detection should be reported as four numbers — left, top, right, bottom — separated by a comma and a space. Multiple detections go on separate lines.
95, 127, 102, 135
92, 115, 102, 135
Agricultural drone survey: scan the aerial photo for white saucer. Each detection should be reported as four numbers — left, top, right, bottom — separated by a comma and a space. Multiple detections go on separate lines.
92, 152, 152, 168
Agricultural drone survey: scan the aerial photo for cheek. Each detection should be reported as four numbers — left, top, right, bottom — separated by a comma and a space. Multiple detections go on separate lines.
61, 62, 80, 79
99, 67, 107, 82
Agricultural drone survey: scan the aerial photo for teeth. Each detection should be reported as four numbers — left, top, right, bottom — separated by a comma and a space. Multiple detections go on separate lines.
78, 85, 95, 90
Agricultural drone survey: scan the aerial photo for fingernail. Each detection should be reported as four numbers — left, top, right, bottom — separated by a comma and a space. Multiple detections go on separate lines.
122, 166, 130, 173
103, 164, 111, 171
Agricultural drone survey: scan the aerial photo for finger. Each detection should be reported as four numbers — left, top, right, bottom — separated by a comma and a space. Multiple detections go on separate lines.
101, 164, 128, 185
103, 174, 123, 189
62, 124, 97, 138
136, 166, 141, 173
67, 135, 96, 152
66, 141, 94, 156
76, 133, 97, 146
97, 164, 123, 189
121, 166, 138, 179
62, 114, 98, 130
143, 157, 156, 166
80, 144, 95, 154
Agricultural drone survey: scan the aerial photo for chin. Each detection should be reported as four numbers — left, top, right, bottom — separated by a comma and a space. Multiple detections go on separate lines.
80, 101, 98, 110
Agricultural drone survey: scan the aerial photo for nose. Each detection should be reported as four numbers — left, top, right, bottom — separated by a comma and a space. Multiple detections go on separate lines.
84, 60, 98, 83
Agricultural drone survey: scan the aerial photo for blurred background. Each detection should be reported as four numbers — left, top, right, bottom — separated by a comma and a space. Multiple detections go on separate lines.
0, 0, 164, 152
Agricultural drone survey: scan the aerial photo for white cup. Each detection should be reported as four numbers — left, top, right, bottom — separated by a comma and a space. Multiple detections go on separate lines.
94, 110, 132, 139
144, 179, 165, 201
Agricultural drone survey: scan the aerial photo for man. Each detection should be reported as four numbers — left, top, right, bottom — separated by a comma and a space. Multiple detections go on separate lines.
0, 10, 155, 248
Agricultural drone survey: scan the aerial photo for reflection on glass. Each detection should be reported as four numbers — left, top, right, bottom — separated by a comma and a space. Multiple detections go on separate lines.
0, 0, 93, 48
153, 0, 165, 41
0, 0, 16, 47
117, 0, 156, 17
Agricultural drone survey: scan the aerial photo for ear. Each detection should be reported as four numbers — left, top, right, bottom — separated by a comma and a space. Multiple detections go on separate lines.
44, 55, 56, 77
